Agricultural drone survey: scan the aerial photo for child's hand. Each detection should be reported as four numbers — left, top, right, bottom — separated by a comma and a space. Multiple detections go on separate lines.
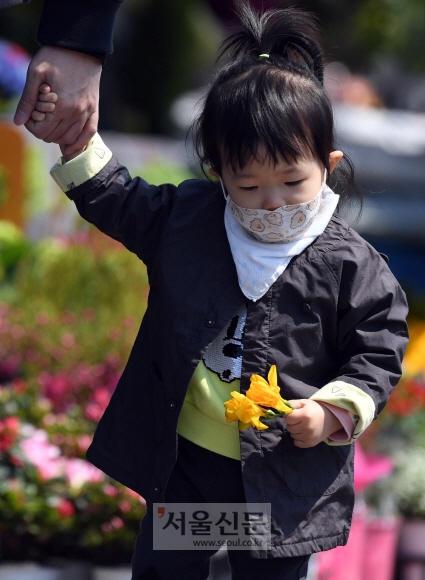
31, 83, 58, 122
33, 84, 88, 161
285, 399, 343, 448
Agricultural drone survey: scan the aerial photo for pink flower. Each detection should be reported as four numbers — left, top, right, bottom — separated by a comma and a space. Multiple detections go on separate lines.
103, 483, 119, 498
39, 459, 65, 480
126, 487, 142, 499
119, 500, 131, 513
123, 317, 135, 329
77, 434, 92, 453
20, 429, 65, 480
85, 403, 103, 422
38, 372, 72, 411
56, 499, 75, 519
61, 333, 76, 348
35, 311, 49, 325
10, 325, 25, 339
61, 311, 76, 325
85, 387, 114, 422
124, 487, 146, 508
82, 308, 96, 321
111, 516, 124, 530
43, 413, 57, 427
108, 329, 122, 341
65, 458, 104, 489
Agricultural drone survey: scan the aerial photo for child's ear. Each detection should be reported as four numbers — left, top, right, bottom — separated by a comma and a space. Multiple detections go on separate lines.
329, 151, 343, 174
208, 168, 220, 180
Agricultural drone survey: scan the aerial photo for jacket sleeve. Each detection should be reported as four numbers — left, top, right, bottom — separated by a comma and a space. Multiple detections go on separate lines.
311, 242, 409, 445
50, 133, 178, 269
37, 0, 123, 64
0, 0, 31, 8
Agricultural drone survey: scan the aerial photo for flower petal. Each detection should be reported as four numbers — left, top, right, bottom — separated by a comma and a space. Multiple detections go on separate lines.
267, 365, 278, 389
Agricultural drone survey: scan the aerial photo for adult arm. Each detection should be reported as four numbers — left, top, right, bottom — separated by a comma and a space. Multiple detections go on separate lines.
14, 0, 123, 155
37, 0, 123, 64
0, 0, 30, 7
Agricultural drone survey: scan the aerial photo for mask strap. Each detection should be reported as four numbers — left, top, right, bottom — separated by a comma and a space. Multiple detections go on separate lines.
219, 177, 230, 204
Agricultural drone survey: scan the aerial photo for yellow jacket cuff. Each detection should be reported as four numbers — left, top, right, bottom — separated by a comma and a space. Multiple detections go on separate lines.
50, 133, 113, 192
310, 381, 376, 446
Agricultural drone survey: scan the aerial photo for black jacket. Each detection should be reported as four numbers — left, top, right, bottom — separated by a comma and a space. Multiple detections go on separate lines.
65, 157, 408, 557
0, 0, 122, 63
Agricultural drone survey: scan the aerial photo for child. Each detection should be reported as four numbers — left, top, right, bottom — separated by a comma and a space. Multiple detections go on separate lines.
36, 4, 408, 580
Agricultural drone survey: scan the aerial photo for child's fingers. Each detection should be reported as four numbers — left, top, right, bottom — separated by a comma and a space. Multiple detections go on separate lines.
39, 83, 52, 94
31, 110, 46, 122
38, 91, 58, 103
32, 91, 58, 122
36, 100, 56, 113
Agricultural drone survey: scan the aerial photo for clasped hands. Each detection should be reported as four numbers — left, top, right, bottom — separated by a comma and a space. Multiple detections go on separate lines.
13, 46, 101, 156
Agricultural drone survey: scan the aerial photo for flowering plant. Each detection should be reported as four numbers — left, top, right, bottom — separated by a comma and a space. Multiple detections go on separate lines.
366, 322, 425, 448
0, 226, 148, 563
224, 365, 293, 430
362, 321, 425, 519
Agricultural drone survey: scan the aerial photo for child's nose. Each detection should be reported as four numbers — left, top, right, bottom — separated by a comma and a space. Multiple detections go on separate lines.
261, 193, 284, 211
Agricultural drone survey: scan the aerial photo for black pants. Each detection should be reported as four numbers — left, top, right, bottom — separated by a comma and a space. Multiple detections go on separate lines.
131, 436, 310, 580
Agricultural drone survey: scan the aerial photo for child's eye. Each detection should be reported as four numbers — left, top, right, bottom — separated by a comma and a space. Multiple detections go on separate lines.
285, 180, 303, 187
240, 186, 258, 191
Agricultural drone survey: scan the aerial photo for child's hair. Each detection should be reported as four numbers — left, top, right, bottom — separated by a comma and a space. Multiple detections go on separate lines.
191, 2, 361, 215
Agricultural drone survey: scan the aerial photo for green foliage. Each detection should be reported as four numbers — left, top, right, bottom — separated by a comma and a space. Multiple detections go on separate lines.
1, 232, 148, 380
356, 0, 425, 72
23, 144, 52, 219
0, 221, 30, 281
14, 235, 147, 316
134, 159, 196, 186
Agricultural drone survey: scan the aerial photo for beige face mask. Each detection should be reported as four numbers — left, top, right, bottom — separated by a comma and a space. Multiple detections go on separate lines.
220, 172, 326, 244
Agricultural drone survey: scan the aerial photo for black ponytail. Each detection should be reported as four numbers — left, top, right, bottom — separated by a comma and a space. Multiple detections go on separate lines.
191, 1, 361, 217
219, 3, 324, 84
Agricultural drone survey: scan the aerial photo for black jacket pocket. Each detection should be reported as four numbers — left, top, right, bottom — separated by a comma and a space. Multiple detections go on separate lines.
282, 433, 350, 497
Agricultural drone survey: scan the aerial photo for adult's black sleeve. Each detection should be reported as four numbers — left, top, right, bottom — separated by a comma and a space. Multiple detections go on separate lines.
37, 0, 124, 64
0, 0, 30, 7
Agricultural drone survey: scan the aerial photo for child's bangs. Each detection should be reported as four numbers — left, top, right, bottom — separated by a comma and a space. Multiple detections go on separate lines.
218, 111, 315, 174
202, 67, 324, 173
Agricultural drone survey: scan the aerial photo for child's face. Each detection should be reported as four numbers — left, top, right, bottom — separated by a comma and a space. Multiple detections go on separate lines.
210, 150, 342, 210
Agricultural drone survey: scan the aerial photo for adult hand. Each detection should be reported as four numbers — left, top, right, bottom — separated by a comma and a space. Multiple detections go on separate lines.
286, 399, 343, 448
14, 46, 102, 156
34, 85, 88, 161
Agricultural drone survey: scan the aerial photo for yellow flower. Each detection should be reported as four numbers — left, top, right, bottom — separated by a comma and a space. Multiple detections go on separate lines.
246, 365, 293, 414
224, 391, 268, 430
223, 366, 293, 431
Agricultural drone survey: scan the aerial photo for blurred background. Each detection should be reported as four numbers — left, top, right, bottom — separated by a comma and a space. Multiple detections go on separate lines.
0, 0, 424, 579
